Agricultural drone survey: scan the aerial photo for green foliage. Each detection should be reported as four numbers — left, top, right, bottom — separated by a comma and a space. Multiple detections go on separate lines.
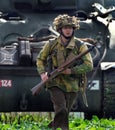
69, 115, 115, 130
0, 113, 114, 130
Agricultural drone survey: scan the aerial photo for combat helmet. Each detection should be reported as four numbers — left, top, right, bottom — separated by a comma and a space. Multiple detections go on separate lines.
53, 14, 80, 31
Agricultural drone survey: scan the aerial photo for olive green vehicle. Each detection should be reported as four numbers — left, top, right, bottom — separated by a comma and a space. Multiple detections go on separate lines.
0, 0, 115, 119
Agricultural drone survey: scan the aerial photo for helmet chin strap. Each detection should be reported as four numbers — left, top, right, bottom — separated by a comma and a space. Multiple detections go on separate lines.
60, 30, 74, 40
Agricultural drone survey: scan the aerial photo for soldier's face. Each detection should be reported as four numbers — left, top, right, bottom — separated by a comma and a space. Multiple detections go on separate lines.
61, 26, 73, 37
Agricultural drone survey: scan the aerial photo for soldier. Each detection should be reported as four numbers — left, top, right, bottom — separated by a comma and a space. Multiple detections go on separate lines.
36, 14, 93, 130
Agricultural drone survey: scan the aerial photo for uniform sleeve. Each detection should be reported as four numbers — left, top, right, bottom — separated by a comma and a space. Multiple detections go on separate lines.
71, 44, 93, 74
36, 42, 50, 74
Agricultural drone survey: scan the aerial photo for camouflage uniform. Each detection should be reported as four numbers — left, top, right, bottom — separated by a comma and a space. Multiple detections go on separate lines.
36, 14, 93, 130
37, 36, 93, 92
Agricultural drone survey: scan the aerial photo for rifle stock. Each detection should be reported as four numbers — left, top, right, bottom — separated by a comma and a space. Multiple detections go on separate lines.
31, 69, 59, 95
31, 80, 47, 95
31, 45, 95, 96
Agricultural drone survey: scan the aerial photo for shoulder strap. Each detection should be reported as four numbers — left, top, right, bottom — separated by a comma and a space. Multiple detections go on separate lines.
74, 38, 84, 53
49, 37, 84, 54
49, 38, 58, 54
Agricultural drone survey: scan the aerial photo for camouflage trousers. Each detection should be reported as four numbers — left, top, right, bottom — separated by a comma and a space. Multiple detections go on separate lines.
48, 86, 78, 130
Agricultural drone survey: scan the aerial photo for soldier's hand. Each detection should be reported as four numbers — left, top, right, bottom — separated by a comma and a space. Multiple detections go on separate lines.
40, 72, 48, 81
61, 68, 72, 75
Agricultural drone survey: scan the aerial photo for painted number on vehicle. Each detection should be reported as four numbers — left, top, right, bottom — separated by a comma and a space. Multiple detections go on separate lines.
0, 80, 12, 87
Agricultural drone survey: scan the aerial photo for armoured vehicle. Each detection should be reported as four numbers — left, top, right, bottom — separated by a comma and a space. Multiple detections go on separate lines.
0, 0, 115, 119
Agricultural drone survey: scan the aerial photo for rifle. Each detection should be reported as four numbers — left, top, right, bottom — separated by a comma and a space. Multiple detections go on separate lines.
18, 35, 56, 42
31, 44, 95, 96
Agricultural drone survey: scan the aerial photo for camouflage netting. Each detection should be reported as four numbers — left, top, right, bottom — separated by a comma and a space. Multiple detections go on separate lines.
53, 14, 80, 31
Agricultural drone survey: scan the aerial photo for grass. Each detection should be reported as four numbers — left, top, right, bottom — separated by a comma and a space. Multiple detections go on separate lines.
0, 112, 114, 130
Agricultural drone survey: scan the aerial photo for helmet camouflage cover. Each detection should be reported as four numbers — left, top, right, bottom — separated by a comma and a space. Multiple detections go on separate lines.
53, 14, 80, 31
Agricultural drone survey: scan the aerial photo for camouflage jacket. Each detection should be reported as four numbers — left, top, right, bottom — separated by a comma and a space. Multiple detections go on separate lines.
36, 36, 93, 92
